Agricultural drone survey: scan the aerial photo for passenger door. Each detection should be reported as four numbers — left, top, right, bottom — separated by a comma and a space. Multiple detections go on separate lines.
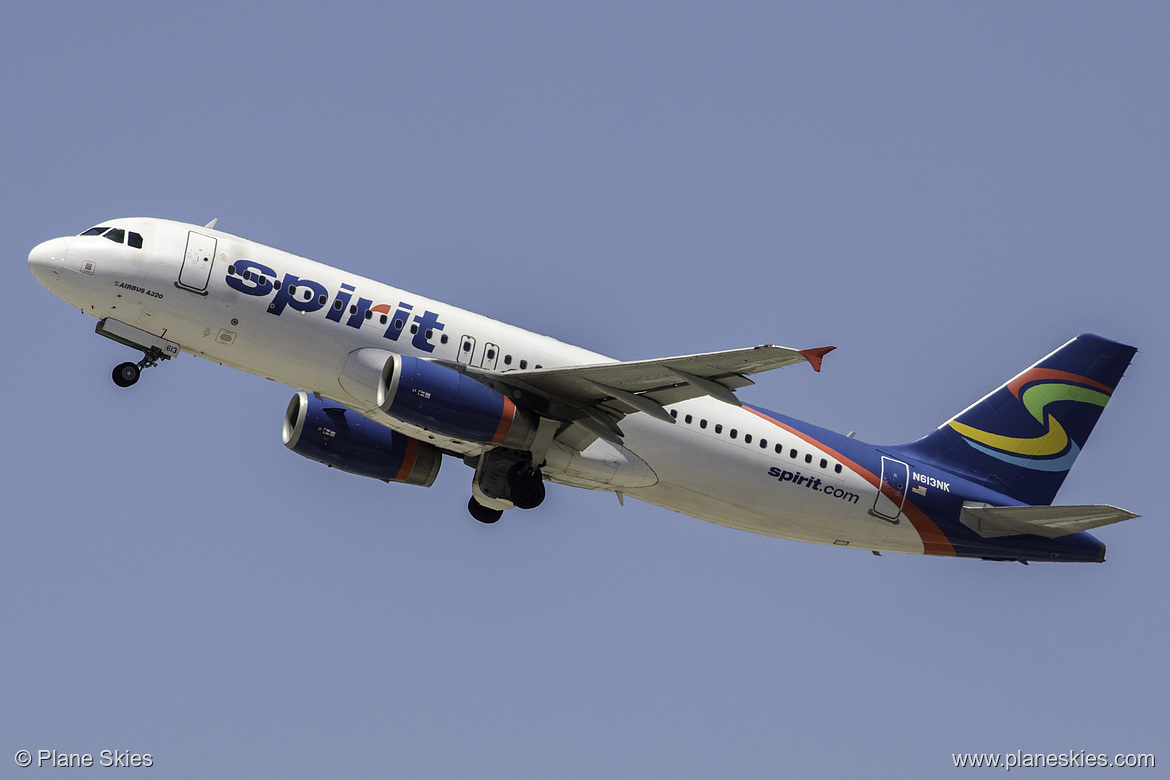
872, 456, 909, 521
177, 231, 216, 293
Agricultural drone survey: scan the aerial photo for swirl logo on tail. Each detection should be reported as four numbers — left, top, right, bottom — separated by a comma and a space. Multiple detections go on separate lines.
948, 369, 1113, 472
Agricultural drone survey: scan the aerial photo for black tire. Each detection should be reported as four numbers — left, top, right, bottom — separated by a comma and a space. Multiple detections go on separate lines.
112, 362, 140, 387
468, 497, 503, 524
507, 463, 546, 510
512, 477, 546, 509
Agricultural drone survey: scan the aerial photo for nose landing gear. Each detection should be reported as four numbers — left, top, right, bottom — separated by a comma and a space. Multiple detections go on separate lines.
95, 319, 180, 388
111, 347, 169, 388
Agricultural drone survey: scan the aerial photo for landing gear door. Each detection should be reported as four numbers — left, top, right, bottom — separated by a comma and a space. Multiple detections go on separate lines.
178, 231, 216, 293
872, 456, 909, 521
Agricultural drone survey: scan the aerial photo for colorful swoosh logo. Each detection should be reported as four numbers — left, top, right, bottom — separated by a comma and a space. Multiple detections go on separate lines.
948, 369, 1113, 472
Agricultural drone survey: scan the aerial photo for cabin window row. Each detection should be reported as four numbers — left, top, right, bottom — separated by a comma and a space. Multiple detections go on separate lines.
669, 409, 843, 474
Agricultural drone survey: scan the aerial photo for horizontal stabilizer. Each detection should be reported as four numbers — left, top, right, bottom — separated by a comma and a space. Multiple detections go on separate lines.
960, 502, 1139, 539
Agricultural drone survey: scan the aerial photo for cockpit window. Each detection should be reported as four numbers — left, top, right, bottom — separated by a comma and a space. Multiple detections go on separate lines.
79, 225, 144, 248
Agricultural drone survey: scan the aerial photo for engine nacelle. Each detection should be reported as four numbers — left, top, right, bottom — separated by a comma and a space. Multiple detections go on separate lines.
376, 354, 538, 450
282, 392, 441, 486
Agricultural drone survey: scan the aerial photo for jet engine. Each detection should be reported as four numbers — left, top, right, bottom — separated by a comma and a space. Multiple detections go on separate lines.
282, 392, 441, 486
376, 353, 538, 450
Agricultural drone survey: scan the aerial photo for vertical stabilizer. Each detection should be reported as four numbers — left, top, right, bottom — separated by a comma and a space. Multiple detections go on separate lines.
895, 334, 1136, 506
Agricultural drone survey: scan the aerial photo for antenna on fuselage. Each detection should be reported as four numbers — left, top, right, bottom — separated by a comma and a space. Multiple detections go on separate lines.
204, 218, 218, 229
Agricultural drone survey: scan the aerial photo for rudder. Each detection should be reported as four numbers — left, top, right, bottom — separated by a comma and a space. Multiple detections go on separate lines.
895, 334, 1136, 506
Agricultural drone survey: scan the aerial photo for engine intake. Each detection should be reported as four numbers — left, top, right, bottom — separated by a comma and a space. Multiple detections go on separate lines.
282, 392, 441, 486
377, 353, 538, 450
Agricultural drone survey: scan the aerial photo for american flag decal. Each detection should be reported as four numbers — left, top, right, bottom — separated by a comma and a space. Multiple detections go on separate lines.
911, 485, 928, 497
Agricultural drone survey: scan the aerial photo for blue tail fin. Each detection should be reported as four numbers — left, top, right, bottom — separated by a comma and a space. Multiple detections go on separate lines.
894, 334, 1136, 506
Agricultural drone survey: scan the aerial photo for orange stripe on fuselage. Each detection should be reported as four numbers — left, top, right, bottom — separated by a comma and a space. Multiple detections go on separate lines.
743, 406, 956, 557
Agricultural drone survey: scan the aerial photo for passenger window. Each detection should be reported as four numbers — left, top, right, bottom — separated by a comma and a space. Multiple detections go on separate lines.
364, 310, 373, 320
670, 410, 678, 419
273, 280, 282, 290
730, 429, 738, 439
318, 294, 327, 304
715, 424, 722, 434
426, 329, 434, 339
410, 324, 418, 334
834, 464, 843, 474
504, 355, 512, 365
684, 414, 692, 424
333, 300, 343, 310
128, 232, 143, 249
380, 314, 388, 325
462, 341, 472, 353
487, 348, 495, 359
774, 444, 782, 454
744, 433, 752, 444
805, 454, 813, 464
441, 334, 449, 344
820, 458, 828, 469
699, 419, 707, 429
760, 439, 767, 449
104, 228, 125, 243
520, 360, 528, 369
790, 449, 797, 458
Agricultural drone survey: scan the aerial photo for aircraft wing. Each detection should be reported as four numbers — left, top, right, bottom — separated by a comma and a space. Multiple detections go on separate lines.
458, 343, 834, 441
960, 503, 1139, 539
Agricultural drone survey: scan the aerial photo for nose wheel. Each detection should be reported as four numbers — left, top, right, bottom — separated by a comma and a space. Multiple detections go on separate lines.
112, 362, 141, 387
111, 347, 169, 388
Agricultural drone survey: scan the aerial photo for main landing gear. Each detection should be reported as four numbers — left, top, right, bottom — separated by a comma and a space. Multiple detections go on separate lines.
468, 497, 503, 524
467, 451, 547, 524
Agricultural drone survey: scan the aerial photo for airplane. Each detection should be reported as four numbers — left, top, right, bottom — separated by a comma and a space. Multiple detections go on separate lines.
28, 217, 1140, 563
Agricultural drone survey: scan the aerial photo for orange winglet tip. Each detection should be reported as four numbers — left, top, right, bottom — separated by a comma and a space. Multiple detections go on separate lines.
798, 346, 836, 372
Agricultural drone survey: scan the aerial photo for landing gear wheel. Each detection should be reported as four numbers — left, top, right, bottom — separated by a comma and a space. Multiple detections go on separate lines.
468, 497, 503, 524
112, 362, 140, 388
507, 462, 546, 510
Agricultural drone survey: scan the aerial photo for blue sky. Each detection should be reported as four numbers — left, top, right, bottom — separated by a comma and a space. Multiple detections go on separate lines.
3, 3, 1167, 777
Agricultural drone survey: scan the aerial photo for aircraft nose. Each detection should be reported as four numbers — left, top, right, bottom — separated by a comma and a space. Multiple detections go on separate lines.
29, 237, 68, 292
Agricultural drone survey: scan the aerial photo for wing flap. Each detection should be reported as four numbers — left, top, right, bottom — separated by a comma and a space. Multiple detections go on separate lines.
960, 502, 1139, 539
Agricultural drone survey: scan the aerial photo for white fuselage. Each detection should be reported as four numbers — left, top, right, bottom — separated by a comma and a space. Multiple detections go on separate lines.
30, 218, 930, 555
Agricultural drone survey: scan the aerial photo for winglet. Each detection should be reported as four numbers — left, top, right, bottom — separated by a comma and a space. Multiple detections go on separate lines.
798, 346, 835, 372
